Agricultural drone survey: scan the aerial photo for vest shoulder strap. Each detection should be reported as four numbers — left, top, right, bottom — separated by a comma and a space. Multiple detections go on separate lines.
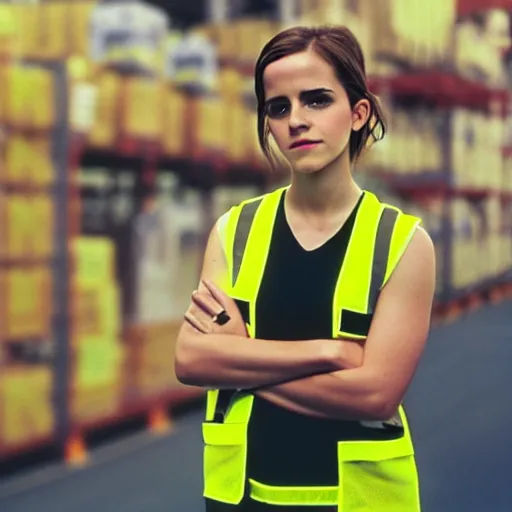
218, 187, 287, 290
380, 203, 422, 289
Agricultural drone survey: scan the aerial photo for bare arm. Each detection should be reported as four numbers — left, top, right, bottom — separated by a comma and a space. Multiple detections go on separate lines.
254, 228, 436, 421
176, 322, 345, 389
174, 220, 362, 389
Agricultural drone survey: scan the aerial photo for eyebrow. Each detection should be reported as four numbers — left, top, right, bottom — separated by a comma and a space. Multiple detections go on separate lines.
265, 88, 335, 103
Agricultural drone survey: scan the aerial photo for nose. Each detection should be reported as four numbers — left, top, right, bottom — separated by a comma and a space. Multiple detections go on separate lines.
288, 104, 309, 134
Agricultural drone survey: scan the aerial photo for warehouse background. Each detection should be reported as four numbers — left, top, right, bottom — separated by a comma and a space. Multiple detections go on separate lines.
0, 0, 511, 511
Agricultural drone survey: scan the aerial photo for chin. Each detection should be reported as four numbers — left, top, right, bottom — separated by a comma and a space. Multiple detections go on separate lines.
290, 158, 331, 175
290, 149, 347, 175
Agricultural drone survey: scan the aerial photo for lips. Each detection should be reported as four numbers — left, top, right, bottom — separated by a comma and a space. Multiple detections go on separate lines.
289, 139, 322, 150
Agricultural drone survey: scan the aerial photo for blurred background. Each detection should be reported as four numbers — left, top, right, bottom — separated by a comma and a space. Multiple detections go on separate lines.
0, 0, 511, 511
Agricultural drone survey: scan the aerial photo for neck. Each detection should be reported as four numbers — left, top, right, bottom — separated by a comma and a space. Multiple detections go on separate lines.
287, 151, 362, 217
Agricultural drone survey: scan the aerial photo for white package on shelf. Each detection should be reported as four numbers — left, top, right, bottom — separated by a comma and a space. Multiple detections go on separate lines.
89, 0, 169, 73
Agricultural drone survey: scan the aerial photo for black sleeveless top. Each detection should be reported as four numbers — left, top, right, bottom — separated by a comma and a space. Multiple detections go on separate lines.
246, 190, 394, 488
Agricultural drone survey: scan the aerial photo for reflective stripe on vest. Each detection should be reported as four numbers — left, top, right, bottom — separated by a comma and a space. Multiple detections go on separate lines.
249, 479, 339, 506
203, 187, 422, 509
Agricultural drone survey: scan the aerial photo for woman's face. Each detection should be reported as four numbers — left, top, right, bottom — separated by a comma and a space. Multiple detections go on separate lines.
262, 48, 368, 174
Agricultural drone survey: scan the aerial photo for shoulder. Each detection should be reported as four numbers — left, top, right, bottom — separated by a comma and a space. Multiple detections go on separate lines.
404, 226, 435, 262
404, 226, 435, 269
384, 224, 436, 294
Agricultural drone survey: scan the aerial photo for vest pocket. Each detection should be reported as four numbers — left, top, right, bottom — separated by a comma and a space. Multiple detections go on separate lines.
202, 422, 248, 505
337, 434, 420, 512
339, 309, 373, 338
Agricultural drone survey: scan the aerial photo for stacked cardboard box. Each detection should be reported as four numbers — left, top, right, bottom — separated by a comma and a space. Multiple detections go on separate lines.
451, 109, 504, 190
0, 194, 54, 260
162, 87, 187, 158
4, 2, 98, 61
0, 365, 54, 449
363, 108, 443, 174
0, 267, 52, 342
70, 237, 125, 423
126, 322, 184, 399
121, 77, 165, 141
357, 0, 456, 70
89, 71, 122, 148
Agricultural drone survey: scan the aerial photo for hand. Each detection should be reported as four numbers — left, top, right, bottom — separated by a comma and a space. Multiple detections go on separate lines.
184, 279, 248, 337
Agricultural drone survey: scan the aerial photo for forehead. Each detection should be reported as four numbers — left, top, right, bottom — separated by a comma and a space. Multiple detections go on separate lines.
263, 49, 341, 98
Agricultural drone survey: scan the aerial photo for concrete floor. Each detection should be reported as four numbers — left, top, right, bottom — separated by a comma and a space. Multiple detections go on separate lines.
1, 300, 511, 512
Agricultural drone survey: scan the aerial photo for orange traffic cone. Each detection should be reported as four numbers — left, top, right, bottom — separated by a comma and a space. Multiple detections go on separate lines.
148, 406, 172, 435
65, 433, 88, 466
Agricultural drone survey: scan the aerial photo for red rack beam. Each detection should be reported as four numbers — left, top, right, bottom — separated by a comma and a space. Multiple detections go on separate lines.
369, 72, 510, 111
0, 432, 55, 459
458, 0, 512, 17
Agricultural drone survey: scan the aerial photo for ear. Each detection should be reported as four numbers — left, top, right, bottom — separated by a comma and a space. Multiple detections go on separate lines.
351, 99, 371, 132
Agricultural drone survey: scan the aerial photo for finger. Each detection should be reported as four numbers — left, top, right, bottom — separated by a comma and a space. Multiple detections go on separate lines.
184, 311, 210, 334
192, 291, 224, 317
189, 302, 216, 325
184, 320, 203, 335
202, 279, 233, 310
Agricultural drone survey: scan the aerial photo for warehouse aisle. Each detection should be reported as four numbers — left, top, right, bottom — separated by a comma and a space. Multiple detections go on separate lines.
1, 300, 511, 512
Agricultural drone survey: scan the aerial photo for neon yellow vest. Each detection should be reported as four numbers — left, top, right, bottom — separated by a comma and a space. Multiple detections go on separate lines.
203, 187, 422, 511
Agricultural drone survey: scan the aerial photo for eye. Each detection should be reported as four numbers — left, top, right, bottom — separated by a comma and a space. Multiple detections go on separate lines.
265, 99, 290, 119
306, 93, 333, 109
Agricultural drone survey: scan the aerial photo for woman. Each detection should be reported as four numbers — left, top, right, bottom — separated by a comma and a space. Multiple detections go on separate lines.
175, 25, 436, 511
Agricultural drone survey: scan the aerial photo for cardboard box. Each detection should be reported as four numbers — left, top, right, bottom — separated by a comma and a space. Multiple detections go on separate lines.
126, 321, 182, 397
71, 382, 123, 424
73, 340, 125, 389
162, 87, 186, 157
72, 236, 116, 284
31, 68, 56, 130
0, 366, 54, 447
69, 2, 96, 57
0, 6, 19, 58
29, 195, 54, 258
29, 137, 55, 186
121, 77, 164, 140
89, 71, 122, 148
39, 3, 70, 60
11, 5, 41, 60
73, 279, 121, 344
0, 267, 52, 341
194, 95, 226, 155
0, 194, 31, 259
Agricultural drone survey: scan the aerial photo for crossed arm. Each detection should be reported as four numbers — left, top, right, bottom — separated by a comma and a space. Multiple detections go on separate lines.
174, 222, 436, 422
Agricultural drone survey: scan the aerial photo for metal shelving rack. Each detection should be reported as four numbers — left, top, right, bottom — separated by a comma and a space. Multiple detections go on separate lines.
0, 60, 70, 460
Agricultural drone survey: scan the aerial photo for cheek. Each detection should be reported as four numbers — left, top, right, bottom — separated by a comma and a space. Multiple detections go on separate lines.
268, 120, 288, 149
320, 107, 353, 143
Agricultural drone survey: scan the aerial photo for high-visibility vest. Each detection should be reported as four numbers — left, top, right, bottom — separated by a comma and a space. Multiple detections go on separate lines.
203, 186, 422, 511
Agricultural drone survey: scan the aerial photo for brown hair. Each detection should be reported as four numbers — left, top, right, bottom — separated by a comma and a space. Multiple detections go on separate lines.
254, 25, 386, 166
